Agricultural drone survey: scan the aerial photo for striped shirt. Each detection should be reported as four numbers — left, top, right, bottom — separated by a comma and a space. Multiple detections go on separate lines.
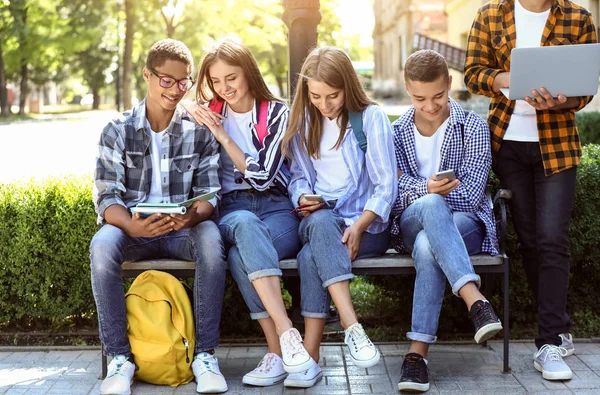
215, 99, 291, 195
288, 104, 398, 234
390, 99, 499, 255
464, 0, 598, 176
93, 100, 221, 224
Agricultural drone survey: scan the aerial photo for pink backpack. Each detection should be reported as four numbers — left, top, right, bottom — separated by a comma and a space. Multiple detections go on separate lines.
209, 99, 269, 146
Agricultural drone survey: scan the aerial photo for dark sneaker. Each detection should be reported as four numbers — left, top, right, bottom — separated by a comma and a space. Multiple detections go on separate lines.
469, 300, 503, 344
397, 353, 429, 392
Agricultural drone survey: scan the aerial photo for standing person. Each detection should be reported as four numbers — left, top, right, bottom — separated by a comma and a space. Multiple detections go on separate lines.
464, 0, 597, 381
392, 50, 502, 392
280, 46, 397, 388
91, 39, 228, 395
183, 36, 314, 388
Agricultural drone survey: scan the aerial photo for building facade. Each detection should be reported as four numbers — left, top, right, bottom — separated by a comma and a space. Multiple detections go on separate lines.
372, 0, 447, 97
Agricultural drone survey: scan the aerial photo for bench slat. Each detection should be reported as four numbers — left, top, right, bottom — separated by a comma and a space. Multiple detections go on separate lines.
122, 252, 505, 272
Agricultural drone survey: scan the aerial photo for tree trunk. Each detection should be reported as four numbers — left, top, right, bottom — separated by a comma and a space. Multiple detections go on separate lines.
18, 62, 27, 115
92, 88, 100, 110
0, 42, 9, 117
276, 76, 285, 98
122, 0, 134, 110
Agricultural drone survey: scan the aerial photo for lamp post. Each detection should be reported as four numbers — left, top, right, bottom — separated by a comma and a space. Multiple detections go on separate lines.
281, 0, 322, 99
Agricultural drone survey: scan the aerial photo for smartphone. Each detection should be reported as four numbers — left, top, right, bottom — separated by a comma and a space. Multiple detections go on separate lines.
303, 194, 330, 207
434, 169, 457, 181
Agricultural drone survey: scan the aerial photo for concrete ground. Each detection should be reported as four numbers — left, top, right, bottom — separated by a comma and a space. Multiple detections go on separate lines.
1, 340, 600, 394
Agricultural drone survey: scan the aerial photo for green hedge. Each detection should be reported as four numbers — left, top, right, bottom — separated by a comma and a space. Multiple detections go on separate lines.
1, 146, 600, 339
576, 111, 600, 145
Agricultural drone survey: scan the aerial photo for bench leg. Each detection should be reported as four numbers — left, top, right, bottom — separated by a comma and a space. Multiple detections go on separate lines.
503, 256, 511, 374
100, 343, 107, 380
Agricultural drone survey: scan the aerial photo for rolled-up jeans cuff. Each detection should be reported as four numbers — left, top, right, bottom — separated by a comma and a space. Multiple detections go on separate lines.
451, 274, 481, 297
248, 268, 282, 282
407, 332, 437, 344
322, 273, 354, 288
302, 311, 328, 319
250, 311, 270, 320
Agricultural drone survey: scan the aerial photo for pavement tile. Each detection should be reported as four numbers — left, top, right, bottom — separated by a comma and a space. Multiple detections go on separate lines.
3, 342, 600, 394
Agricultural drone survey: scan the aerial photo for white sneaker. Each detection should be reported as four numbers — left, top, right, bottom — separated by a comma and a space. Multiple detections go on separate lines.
344, 322, 380, 368
100, 355, 135, 395
192, 352, 228, 393
242, 353, 288, 386
533, 344, 573, 381
559, 333, 575, 356
284, 363, 323, 388
279, 328, 316, 373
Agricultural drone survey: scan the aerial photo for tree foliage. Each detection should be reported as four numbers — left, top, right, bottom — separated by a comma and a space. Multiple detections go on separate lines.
0, 0, 350, 114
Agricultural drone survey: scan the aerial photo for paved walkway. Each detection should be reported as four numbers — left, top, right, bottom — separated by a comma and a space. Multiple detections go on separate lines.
1, 340, 600, 394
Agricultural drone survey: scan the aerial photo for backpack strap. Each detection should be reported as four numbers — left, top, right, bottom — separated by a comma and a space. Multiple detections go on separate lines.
349, 111, 367, 153
255, 100, 269, 147
208, 98, 224, 114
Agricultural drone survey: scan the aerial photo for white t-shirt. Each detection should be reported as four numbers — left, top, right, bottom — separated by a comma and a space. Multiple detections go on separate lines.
146, 126, 169, 204
414, 117, 449, 179
311, 116, 352, 201
503, 0, 551, 142
221, 108, 256, 194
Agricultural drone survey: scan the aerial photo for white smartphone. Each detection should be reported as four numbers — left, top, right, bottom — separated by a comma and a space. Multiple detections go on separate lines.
303, 194, 330, 207
434, 169, 457, 181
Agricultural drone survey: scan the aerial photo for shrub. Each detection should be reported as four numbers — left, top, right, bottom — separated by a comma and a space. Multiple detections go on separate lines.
576, 111, 600, 145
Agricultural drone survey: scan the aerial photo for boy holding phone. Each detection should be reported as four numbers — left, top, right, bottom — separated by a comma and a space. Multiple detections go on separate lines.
390, 50, 502, 392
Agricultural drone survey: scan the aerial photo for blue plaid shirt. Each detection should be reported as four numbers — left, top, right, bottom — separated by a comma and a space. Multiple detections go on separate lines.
390, 98, 498, 255
93, 100, 221, 224
288, 104, 398, 234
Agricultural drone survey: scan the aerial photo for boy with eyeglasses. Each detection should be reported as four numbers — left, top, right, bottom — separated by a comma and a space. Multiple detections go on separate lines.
90, 39, 228, 394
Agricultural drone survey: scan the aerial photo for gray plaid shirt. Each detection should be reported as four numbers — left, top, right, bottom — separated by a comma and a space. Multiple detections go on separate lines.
93, 99, 221, 224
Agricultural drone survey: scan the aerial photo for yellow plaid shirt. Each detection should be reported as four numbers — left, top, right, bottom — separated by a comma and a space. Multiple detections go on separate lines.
464, 0, 598, 176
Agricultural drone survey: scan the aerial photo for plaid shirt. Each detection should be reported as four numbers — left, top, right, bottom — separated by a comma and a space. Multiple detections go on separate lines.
390, 99, 498, 255
93, 100, 221, 224
464, 0, 598, 176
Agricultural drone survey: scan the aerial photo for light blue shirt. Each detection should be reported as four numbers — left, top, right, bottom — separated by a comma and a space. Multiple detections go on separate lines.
288, 104, 398, 234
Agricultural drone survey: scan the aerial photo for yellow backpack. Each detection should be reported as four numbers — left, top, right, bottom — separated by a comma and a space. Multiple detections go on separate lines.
125, 270, 195, 386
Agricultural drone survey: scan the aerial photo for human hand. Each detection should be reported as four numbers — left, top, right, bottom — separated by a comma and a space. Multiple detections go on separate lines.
427, 175, 460, 197
296, 195, 325, 217
525, 87, 568, 110
492, 72, 510, 93
342, 222, 365, 261
169, 201, 203, 230
181, 101, 228, 142
126, 213, 175, 238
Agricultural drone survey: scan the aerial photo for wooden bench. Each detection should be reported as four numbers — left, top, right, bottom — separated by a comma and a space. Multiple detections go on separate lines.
101, 190, 512, 378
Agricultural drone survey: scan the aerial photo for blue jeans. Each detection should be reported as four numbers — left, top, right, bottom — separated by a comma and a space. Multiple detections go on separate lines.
90, 221, 226, 356
400, 194, 484, 344
217, 190, 300, 319
297, 208, 390, 318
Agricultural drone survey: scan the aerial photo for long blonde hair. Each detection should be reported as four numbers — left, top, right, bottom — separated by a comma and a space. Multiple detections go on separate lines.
282, 46, 375, 159
196, 36, 277, 104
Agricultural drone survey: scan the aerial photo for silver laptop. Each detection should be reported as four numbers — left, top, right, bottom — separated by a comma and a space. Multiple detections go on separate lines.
500, 43, 600, 100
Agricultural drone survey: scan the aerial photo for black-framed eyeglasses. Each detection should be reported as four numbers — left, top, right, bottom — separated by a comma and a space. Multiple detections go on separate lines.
147, 66, 195, 92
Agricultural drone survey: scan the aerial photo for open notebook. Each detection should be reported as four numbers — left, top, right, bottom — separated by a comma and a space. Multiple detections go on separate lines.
130, 187, 220, 216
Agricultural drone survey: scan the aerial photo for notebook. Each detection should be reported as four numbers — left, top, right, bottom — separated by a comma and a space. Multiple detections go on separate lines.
130, 187, 220, 216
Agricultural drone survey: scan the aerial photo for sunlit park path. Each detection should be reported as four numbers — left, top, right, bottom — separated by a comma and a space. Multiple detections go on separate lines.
0, 111, 118, 183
